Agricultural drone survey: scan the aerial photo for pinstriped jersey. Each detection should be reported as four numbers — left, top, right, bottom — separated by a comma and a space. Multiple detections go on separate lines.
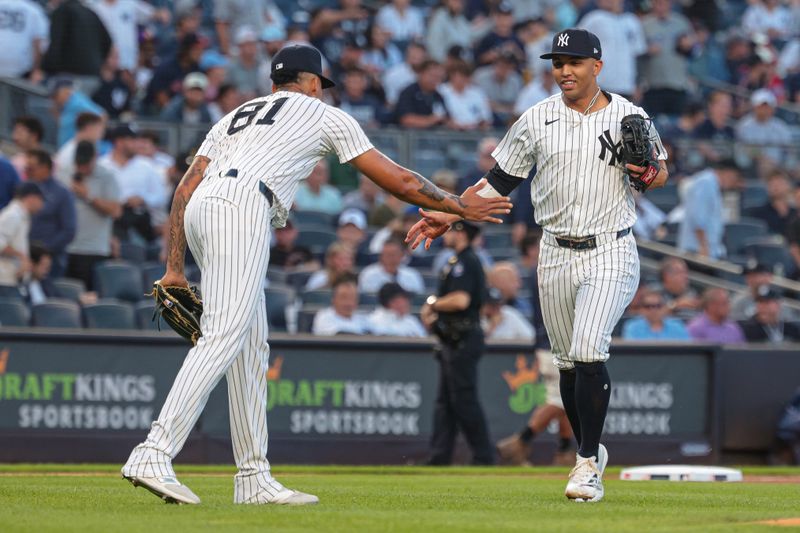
492, 92, 666, 237
196, 90, 374, 227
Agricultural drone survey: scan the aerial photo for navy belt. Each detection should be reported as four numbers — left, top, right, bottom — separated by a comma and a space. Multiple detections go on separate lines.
224, 168, 274, 207
555, 227, 631, 250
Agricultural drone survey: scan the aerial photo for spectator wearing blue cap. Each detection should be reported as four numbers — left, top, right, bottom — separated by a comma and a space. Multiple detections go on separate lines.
200, 50, 230, 101
51, 78, 106, 149
159, 72, 214, 124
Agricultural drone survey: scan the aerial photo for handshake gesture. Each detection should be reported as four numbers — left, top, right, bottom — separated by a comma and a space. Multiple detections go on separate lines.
406, 179, 512, 250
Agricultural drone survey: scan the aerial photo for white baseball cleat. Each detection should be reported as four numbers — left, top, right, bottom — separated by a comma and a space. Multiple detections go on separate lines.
124, 474, 201, 505
267, 488, 320, 506
565, 444, 608, 503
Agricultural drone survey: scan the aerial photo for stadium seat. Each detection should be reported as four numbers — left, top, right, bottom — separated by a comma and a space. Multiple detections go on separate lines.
484, 232, 514, 251
301, 289, 332, 306
31, 299, 82, 328
295, 210, 335, 228
265, 286, 295, 332
0, 298, 30, 326
295, 229, 338, 253
267, 266, 288, 285
359, 292, 378, 306
745, 243, 796, 277
413, 150, 447, 177
645, 183, 679, 213
286, 270, 313, 291
0, 285, 24, 301
724, 220, 768, 256
120, 242, 147, 263
141, 262, 165, 289
134, 300, 159, 330
356, 251, 380, 267
297, 306, 323, 333
95, 261, 144, 302
83, 300, 137, 330
52, 278, 86, 303
408, 253, 435, 269
740, 182, 769, 211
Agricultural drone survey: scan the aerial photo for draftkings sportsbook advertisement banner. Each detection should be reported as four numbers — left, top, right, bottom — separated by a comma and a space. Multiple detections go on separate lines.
0, 333, 714, 463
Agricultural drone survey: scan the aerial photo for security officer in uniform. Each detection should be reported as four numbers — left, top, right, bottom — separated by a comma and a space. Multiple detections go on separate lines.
421, 220, 494, 465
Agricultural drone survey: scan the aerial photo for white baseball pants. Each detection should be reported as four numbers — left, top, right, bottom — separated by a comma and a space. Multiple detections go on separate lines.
123, 177, 286, 503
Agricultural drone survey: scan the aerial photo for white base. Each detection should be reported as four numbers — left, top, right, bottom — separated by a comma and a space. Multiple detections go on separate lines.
619, 465, 743, 482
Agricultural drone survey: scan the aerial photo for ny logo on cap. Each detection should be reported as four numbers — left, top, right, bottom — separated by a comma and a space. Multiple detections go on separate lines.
276, 63, 283, 70
558, 33, 569, 47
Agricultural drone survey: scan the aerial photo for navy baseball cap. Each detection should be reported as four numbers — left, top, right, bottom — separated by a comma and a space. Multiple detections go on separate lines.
540, 28, 602, 60
270, 44, 335, 89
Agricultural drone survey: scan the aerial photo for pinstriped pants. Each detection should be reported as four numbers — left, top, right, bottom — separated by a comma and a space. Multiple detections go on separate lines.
123, 178, 285, 503
537, 231, 640, 370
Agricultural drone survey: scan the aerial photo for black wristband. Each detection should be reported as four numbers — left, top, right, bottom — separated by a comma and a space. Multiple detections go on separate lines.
485, 164, 524, 196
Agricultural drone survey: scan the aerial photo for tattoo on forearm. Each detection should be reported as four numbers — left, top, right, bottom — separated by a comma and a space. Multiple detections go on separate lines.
165, 157, 208, 273
408, 171, 465, 214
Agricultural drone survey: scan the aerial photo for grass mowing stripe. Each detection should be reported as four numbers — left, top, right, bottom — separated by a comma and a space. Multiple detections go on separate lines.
0, 473, 799, 533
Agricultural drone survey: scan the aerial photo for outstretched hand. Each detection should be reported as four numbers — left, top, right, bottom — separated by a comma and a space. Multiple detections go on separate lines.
459, 178, 512, 222
405, 209, 458, 251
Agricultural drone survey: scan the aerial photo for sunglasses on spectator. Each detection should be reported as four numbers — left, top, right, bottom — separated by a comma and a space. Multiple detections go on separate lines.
642, 302, 664, 309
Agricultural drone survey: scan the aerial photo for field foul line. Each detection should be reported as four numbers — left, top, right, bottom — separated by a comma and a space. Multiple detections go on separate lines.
754, 518, 800, 527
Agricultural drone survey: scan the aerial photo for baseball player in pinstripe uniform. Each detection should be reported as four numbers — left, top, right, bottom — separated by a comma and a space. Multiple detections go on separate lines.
407, 29, 668, 502
121, 44, 512, 506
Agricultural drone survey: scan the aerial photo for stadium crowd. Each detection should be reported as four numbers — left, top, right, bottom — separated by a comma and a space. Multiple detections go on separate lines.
1, 0, 800, 343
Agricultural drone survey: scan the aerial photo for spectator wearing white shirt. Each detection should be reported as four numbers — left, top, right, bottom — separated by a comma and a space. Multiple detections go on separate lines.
426, 0, 477, 63
99, 125, 168, 243
305, 241, 356, 292
336, 207, 368, 253
312, 274, 370, 336
0, 183, 44, 287
742, 0, 792, 41
439, 61, 492, 131
578, 0, 646, 99
377, 0, 424, 44
517, 17, 553, 82
136, 130, 175, 179
0, 0, 48, 81
514, 69, 559, 116
367, 282, 426, 337
90, 0, 163, 72
383, 41, 427, 106
482, 288, 536, 341
473, 52, 524, 126
359, 237, 425, 294
735, 89, 793, 164
55, 112, 105, 186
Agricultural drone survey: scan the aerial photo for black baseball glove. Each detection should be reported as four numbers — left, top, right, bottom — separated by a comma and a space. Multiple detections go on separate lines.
620, 114, 660, 192
151, 282, 203, 345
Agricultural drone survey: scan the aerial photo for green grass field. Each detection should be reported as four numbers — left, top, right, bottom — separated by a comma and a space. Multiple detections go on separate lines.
1, 465, 798, 532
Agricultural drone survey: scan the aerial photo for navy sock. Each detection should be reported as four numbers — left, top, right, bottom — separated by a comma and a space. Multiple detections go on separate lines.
559, 369, 581, 448
519, 426, 535, 442
574, 362, 611, 459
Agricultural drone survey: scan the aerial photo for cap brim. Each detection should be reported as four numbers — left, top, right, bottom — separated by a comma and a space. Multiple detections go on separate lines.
540, 52, 597, 60
320, 75, 336, 89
